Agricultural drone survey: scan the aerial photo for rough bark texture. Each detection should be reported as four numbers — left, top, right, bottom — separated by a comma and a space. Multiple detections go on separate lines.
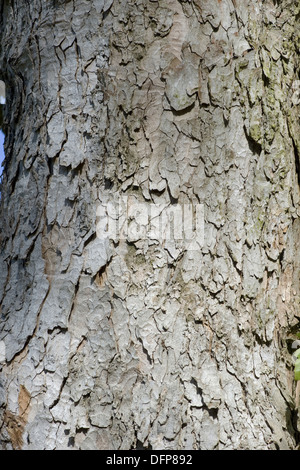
1, 0, 300, 450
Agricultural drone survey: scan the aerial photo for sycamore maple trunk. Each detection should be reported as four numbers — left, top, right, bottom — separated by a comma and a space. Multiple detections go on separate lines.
1, 0, 300, 450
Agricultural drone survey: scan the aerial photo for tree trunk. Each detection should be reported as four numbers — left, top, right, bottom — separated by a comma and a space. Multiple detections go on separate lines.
1, 0, 300, 450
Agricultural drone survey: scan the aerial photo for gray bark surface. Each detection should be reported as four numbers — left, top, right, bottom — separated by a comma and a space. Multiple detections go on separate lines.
0, 0, 300, 450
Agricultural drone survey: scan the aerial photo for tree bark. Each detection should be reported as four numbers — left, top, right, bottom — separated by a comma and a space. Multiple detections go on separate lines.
1, 0, 300, 450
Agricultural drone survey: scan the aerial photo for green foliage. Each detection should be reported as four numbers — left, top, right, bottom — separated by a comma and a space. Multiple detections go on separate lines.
294, 347, 300, 381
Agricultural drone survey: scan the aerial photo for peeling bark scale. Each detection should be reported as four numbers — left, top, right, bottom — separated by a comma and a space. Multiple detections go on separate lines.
0, 0, 300, 450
